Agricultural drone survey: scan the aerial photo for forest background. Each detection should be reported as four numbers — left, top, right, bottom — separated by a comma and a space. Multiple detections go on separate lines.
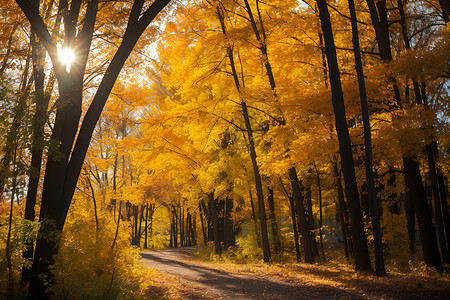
0, 0, 449, 298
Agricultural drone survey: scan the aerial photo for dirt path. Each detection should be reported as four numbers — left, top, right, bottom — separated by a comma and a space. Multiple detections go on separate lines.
140, 247, 450, 300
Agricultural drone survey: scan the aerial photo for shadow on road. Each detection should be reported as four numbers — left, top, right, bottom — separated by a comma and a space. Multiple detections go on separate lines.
140, 248, 367, 300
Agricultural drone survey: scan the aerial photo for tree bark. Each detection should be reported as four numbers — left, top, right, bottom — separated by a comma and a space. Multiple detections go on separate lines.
397, 0, 445, 266
437, 172, 450, 253
439, 0, 450, 22
333, 160, 352, 259
216, 5, 270, 262
305, 184, 319, 258
209, 192, 222, 254
289, 168, 314, 263
314, 165, 325, 256
267, 188, 281, 252
22, 26, 53, 283
404, 155, 442, 268
316, 0, 372, 271
144, 203, 149, 249
348, 0, 385, 276
15, 1, 171, 297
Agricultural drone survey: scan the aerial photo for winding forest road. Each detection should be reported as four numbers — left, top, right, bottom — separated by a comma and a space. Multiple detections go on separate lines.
140, 247, 450, 300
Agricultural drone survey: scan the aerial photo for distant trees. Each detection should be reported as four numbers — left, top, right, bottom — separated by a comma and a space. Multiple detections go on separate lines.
150, 0, 448, 273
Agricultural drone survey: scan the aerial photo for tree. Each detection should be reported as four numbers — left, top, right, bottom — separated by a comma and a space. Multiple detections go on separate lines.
347, 0, 385, 276
14, 0, 171, 297
316, 0, 372, 272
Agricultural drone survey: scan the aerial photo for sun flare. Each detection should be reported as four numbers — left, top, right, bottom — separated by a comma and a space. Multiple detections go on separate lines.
59, 47, 75, 71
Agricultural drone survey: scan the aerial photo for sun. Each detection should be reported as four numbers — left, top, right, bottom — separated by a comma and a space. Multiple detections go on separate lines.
58, 47, 75, 71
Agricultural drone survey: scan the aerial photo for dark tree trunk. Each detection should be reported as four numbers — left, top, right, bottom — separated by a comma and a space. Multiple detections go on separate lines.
289, 197, 302, 262
170, 221, 173, 248
306, 184, 319, 258
15, 1, 171, 298
209, 192, 222, 254
193, 213, 197, 245
22, 27, 53, 283
138, 205, 143, 246
187, 210, 191, 246
314, 165, 325, 256
405, 188, 416, 251
144, 204, 149, 249
267, 188, 281, 252
240, 96, 271, 263
333, 161, 353, 258
437, 172, 450, 253
439, 0, 450, 22
404, 156, 442, 268
216, 6, 270, 261
348, 0, 385, 276
199, 201, 207, 244
249, 189, 260, 245
289, 168, 314, 263
317, 0, 372, 271
279, 178, 301, 261
180, 205, 184, 247
426, 145, 449, 263
225, 197, 235, 248
398, 1, 446, 263
149, 204, 154, 243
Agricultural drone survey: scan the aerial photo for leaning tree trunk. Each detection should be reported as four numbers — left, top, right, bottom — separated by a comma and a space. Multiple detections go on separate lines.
316, 0, 372, 271
15, 1, 171, 298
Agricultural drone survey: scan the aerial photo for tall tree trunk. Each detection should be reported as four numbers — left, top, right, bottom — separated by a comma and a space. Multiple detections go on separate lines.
15, 1, 171, 297
187, 210, 191, 246
180, 205, 184, 247
290, 198, 302, 262
240, 87, 271, 262
216, 6, 271, 261
404, 156, 442, 268
397, 0, 445, 266
225, 197, 235, 248
22, 28, 54, 283
209, 192, 222, 254
333, 160, 353, 258
144, 204, 149, 249
426, 145, 449, 262
199, 201, 207, 244
314, 164, 325, 256
316, 0, 372, 271
86, 173, 99, 242
289, 168, 314, 263
348, 0, 385, 276
405, 190, 416, 251
437, 172, 450, 253
173, 205, 178, 247
439, 0, 450, 22
305, 184, 319, 258
279, 178, 301, 262
267, 188, 281, 252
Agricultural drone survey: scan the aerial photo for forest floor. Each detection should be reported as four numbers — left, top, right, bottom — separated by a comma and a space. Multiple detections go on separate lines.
140, 246, 450, 300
